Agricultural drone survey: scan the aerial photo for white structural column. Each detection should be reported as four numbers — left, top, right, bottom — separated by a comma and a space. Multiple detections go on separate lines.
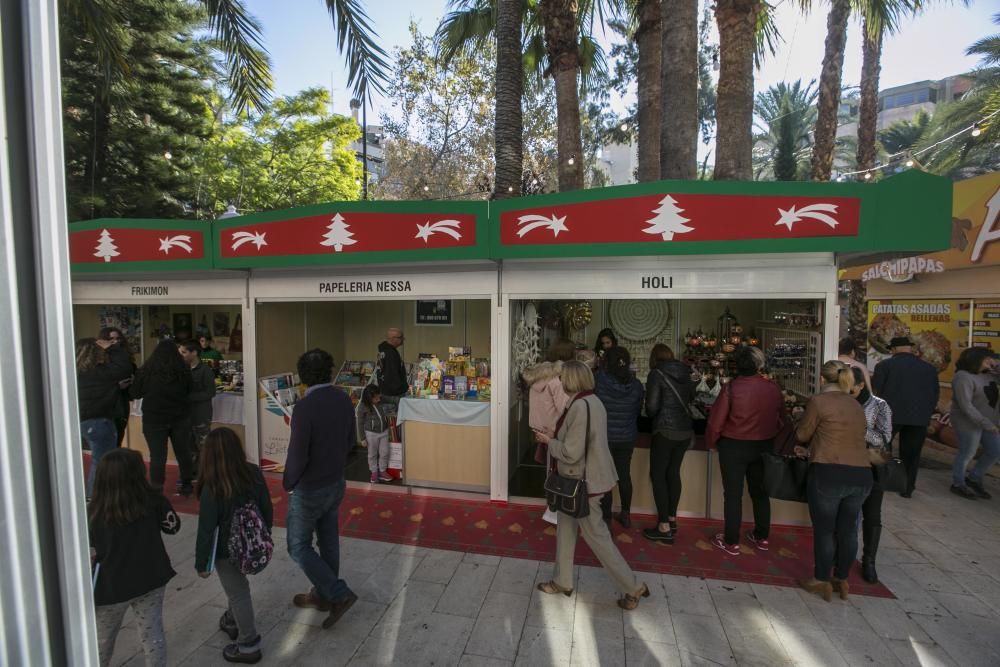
0, 0, 100, 663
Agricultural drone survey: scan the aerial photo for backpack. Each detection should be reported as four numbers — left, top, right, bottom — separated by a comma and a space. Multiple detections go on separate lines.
227, 502, 273, 575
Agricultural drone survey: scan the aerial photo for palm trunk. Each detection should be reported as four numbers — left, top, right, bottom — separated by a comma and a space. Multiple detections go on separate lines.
494, 0, 524, 199
856, 18, 882, 173
541, 0, 584, 192
636, 0, 662, 182
713, 0, 760, 181
810, 0, 851, 181
660, 0, 698, 180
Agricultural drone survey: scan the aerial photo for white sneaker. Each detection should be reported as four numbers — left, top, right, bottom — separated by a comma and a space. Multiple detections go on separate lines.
542, 508, 559, 525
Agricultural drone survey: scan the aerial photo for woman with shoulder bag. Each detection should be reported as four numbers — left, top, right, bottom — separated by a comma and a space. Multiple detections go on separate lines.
706, 346, 784, 556
848, 366, 893, 584
533, 361, 650, 610
795, 361, 872, 602
642, 344, 694, 544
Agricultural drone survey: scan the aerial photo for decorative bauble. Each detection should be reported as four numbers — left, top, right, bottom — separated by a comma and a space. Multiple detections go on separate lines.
729, 335, 741, 345
710, 359, 722, 368
706, 335, 717, 349
722, 343, 736, 353
608, 300, 670, 340
749, 337, 760, 347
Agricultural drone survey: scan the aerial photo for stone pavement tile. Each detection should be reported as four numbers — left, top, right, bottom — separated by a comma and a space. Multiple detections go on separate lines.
958, 572, 1000, 614
460, 655, 514, 667
571, 600, 626, 667
354, 551, 426, 605
878, 530, 908, 550
795, 589, 871, 632
390, 543, 434, 557
525, 589, 576, 632
824, 626, 905, 667
161, 600, 235, 667
259, 607, 386, 667
340, 537, 395, 575
878, 567, 948, 616
723, 625, 793, 667
106, 623, 140, 667
623, 582, 674, 644
848, 595, 932, 642
709, 581, 774, 633
436, 562, 498, 618
515, 626, 573, 666
624, 638, 682, 667
911, 613, 1000, 667
661, 575, 717, 618
464, 552, 503, 567
879, 547, 930, 566
670, 611, 735, 667
898, 563, 960, 593
971, 555, 1000, 582
491, 557, 541, 597
931, 591, 996, 618
464, 590, 531, 662
750, 584, 819, 631
570, 630, 626, 667
411, 547, 465, 584
350, 611, 475, 666
380, 579, 446, 626
576, 564, 626, 607
767, 622, 849, 667
886, 639, 960, 667
895, 532, 981, 575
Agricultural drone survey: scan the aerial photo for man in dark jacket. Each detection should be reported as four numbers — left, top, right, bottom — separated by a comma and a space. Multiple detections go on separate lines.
284, 349, 358, 629
873, 336, 940, 497
375, 327, 408, 412
179, 340, 216, 469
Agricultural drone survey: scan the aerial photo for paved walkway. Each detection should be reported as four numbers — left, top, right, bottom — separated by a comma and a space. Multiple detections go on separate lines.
105, 464, 1000, 666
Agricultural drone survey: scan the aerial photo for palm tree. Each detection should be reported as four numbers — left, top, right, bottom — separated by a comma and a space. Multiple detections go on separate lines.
67, 0, 390, 112
495, 0, 524, 198
810, 0, 852, 180
753, 80, 818, 180
877, 108, 930, 153
538, 0, 586, 190
660, 0, 698, 179
634, 0, 661, 181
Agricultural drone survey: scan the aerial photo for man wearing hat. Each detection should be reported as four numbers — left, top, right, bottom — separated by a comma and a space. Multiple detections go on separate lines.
873, 336, 940, 497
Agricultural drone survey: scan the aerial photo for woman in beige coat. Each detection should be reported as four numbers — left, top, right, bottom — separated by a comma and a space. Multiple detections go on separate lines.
533, 361, 650, 610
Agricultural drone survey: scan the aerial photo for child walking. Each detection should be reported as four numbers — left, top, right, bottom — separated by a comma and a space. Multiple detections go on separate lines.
357, 385, 392, 483
196, 427, 273, 664
89, 449, 180, 667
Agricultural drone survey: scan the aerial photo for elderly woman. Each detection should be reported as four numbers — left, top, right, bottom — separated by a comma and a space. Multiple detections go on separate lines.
533, 361, 650, 610
795, 360, 872, 602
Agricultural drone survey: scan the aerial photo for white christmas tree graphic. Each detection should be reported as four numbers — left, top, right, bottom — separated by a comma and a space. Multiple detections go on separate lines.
319, 213, 357, 252
93, 228, 120, 262
643, 196, 693, 241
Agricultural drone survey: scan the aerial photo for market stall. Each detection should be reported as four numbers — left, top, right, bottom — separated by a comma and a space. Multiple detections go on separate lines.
214, 201, 499, 492
69, 218, 257, 462
491, 170, 952, 522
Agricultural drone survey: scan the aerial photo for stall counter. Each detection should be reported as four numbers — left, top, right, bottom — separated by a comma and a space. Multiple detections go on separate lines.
397, 397, 490, 492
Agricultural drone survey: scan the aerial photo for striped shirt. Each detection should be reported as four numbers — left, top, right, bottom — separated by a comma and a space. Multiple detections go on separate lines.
862, 394, 893, 450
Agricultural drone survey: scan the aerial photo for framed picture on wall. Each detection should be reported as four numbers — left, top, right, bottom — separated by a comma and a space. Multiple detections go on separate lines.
148, 306, 170, 339
415, 300, 452, 326
173, 313, 193, 341
213, 311, 231, 337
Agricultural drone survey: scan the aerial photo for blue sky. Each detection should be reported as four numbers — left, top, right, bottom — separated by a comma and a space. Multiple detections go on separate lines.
243, 0, 996, 120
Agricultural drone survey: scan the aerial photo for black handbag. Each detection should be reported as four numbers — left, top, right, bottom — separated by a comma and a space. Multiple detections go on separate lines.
872, 458, 907, 493
544, 400, 591, 518
761, 452, 809, 502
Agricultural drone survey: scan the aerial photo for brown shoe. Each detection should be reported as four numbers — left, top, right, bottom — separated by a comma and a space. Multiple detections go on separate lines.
617, 582, 650, 611
799, 578, 833, 602
322, 592, 358, 629
292, 588, 332, 611
831, 578, 850, 600
537, 580, 573, 597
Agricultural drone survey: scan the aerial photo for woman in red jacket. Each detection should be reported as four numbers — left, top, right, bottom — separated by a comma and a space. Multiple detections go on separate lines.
706, 346, 784, 556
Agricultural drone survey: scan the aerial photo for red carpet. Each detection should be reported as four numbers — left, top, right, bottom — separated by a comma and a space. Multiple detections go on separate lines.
85, 454, 893, 598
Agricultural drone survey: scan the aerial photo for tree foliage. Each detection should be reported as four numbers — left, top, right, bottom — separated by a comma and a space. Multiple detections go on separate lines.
194, 88, 362, 215
753, 80, 818, 181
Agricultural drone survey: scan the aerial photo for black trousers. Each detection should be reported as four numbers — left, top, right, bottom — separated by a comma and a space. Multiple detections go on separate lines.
717, 438, 772, 546
143, 416, 194, 488
861, 485, 884, 560
893, 425, 928, 494
114, 416, 128, 448
649, 434, 690, 522
601, 441, 635, 516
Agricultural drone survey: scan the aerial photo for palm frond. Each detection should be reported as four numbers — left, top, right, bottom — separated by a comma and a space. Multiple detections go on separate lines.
203, 0, 272, 112
435, 0, 495, 63
754, 3, 784, 69
578, 34, 609, 94
323, 0, 392, 102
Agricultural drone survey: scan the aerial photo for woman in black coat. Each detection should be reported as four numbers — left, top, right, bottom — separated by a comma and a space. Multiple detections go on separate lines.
131, 339, 194, 495
77, 337, 134, 496
643, 344, 694, 544
595, 346, 644, 528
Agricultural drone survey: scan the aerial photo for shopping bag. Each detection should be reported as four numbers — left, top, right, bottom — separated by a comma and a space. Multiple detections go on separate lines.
772, 414, 800, 455
872, 458, 906, 493
387, 416, 403, 479
761, 453, 809, 502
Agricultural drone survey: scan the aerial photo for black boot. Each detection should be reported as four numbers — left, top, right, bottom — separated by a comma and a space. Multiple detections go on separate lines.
861, 525, 881, 584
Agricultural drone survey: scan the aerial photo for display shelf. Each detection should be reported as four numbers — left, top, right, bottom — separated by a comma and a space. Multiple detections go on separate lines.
759, 327, 822, 398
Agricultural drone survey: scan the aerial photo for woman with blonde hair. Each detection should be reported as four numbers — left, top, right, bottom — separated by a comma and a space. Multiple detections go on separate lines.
795, 360, 872, 602
533, 361, 650, 610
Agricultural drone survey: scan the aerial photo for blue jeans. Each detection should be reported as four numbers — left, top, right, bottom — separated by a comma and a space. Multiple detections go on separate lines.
83, 418, 118, 496
286, 479, 353, 602
807, 464, 872, 581
953, 427, 1000, 486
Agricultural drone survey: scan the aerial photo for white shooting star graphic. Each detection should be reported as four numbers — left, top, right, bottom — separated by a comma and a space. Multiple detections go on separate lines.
157, 235, 193, 254
230, 231, 268, 251
415, 219, 463, 243
516, 213, 569, 238
774, 203, 841, 230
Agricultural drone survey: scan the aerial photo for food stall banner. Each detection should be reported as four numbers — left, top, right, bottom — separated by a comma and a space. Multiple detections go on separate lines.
490, 170, 951, 259
69, 218, 213, 273
214, 200, 489, 269
973, 301, 1000, 351
867, 299, 970, 382
841, 172, 1000, 282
